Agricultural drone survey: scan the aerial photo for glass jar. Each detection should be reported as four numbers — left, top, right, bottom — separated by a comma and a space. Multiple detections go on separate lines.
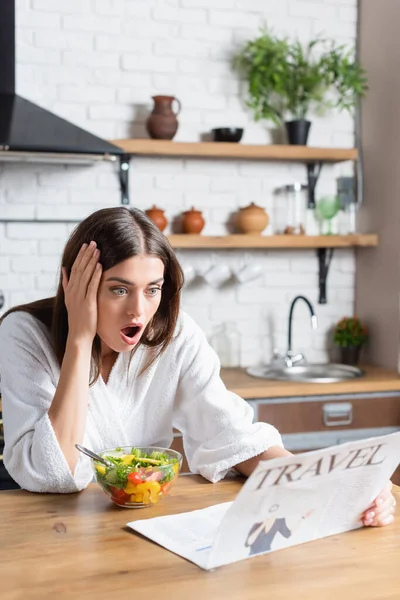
336, 177, 357, 234
338, 201, 358, 234
208, 322, 241, 368
274, 183, 308, 235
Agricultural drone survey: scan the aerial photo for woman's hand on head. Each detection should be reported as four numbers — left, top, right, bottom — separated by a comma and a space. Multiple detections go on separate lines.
362, 480, 396, 527
62, 241, 102, 344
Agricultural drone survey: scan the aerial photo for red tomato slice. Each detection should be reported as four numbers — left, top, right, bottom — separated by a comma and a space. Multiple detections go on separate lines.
109, 486, 129, 500
127, 472, 143, 485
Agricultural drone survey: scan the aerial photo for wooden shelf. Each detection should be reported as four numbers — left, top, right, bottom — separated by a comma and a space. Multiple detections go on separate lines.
110, 139, 358, 163
167, 234, 378, 249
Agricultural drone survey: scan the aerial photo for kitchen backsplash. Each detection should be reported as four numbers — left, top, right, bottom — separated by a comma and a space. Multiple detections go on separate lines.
0, 0, 357, 366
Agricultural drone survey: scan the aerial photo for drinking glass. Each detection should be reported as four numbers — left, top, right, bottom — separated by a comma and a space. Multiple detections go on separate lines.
316, 196, 341, 235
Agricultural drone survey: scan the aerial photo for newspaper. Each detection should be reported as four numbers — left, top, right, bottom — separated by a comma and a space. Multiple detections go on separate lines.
127, 432, 400, 570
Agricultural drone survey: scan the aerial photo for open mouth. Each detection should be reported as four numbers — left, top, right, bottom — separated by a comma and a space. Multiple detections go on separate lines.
120, 324, 143, 346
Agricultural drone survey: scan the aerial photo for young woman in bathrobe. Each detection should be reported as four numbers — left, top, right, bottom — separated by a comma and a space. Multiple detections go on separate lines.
0, 207, 395, 527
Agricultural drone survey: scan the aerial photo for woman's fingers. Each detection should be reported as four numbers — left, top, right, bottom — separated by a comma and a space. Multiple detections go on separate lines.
86, 261, 102, 299
363, 489, 396, 527
79, 248, 101, 293
62, 241, 101, 343
365, 513, 394, 527
67, 242, 99, 297
70, 242, 89, 275
78, 243, 98, 282
364, 480, 393, 515
71, 241, 97, 280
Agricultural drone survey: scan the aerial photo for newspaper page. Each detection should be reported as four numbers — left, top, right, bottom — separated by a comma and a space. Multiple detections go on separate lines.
127, 432, 400, 570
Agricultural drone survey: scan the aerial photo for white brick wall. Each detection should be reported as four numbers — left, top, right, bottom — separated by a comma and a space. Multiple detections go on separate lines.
0, 0, 358, 366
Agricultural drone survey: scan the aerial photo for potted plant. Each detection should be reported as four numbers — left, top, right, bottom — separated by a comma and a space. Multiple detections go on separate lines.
333, 317, 368, 365
234, 29, 368, 145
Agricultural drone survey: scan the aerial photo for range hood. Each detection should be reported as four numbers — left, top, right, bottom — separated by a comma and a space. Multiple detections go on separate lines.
0, 1, 123, 163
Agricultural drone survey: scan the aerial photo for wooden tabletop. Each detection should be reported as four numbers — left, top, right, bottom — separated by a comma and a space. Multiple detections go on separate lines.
1, 477, 399, 600
220, 364, 400, 399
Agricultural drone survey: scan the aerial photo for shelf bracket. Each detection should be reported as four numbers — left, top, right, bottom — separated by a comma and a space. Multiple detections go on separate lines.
119, 155, 131, 205
306, 161, 323, 209
317, 247, 334, 304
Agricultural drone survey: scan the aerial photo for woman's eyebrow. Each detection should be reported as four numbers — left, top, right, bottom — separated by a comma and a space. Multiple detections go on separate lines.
105, 276, 164, 286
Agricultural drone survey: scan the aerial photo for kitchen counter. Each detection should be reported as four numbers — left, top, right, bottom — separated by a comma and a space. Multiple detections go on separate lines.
1, 477, 399, 600
220, 364, 400, 398
1, 366, 399, 415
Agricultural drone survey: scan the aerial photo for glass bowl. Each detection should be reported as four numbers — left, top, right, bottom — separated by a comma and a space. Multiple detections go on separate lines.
92, 446, 182, 508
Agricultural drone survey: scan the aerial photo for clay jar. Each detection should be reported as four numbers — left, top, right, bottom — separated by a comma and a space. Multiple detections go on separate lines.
236, 202, 269, 234
146, 95, 181, 140
145, 205, 168, 232
182, 207, 205, 234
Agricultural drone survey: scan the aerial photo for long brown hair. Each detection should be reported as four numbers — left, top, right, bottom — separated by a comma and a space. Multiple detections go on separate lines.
1, 207, 184, 382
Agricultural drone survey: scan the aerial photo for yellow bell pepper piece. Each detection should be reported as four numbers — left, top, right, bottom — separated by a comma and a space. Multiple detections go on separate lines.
133, 457, 164, 465
130, 493, 144, 503
136, 481, 161, 504
95, 464, 106, 476
124, 482, 139, 495
173, 463, 180, 475
122, 454, 135, 465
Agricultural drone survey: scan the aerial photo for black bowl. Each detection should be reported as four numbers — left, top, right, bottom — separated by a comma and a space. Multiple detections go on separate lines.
211, 127, 244, 143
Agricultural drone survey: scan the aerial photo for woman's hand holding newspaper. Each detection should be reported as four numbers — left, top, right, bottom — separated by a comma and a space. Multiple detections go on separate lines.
362, 481, 396, 527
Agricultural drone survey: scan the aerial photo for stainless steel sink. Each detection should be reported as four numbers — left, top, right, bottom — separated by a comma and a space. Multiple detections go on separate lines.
246, 363, 364, 383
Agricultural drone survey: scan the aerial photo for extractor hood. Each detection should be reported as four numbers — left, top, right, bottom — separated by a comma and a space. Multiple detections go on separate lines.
0, 1, 123, 164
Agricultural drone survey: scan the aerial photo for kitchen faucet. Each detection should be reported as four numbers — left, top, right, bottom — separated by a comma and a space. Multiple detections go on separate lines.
273, 295, 318, 367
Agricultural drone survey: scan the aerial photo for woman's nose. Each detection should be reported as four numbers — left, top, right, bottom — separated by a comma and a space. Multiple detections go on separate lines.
127, 294, 144, 318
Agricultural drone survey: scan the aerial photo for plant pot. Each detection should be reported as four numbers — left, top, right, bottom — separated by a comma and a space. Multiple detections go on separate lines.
339, 345, 362, 366
285, 119, 311, 145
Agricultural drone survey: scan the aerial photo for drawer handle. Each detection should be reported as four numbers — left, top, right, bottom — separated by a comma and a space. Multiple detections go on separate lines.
322, 402, 353, 427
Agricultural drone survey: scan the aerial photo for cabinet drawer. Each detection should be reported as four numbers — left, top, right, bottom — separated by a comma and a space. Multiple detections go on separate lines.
258, 396, 400, 434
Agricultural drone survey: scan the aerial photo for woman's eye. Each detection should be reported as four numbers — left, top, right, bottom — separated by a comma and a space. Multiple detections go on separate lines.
147, 287, 161, 296
112, 288, 127, 296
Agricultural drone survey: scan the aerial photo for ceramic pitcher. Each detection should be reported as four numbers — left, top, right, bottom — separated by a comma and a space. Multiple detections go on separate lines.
146, 95, 181, 140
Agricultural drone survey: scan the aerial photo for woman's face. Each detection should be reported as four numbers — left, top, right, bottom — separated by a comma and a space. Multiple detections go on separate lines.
96, 254, 165, 355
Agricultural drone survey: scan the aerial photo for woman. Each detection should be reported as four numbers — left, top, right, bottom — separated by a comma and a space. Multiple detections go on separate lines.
0, 208, 394, 527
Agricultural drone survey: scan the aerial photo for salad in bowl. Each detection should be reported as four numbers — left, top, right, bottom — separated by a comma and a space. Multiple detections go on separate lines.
93, 446, 182, 508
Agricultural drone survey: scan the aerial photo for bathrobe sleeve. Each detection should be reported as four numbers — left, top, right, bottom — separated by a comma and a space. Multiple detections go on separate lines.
172, 313, 283, 483
0, 312, 93, 493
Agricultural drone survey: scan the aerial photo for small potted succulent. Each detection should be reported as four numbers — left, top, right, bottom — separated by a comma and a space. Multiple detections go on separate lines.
333, 317, 368, 365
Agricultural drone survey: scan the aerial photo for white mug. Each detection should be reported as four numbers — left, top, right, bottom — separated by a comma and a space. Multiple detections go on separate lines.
202, 263, 232, 288
235, 263, 263, 283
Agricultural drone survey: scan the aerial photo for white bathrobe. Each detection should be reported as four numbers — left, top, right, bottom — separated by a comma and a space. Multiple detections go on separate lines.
0, 310, 282, 493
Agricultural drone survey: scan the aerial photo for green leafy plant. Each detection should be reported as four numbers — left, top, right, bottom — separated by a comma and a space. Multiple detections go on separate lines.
333, 317, 368, 348
234, 29, 368, 126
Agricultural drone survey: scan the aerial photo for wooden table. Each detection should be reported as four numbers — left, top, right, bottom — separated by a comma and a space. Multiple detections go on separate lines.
1, 477, 399, 600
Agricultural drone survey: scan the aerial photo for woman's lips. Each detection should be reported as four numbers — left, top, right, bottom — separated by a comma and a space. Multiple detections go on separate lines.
120, 324, 143, 346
